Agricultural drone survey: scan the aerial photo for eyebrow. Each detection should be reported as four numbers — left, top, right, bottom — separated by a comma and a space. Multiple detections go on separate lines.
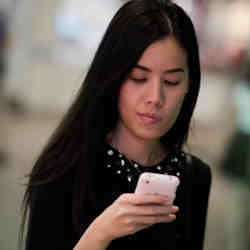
134, 64, 185, 73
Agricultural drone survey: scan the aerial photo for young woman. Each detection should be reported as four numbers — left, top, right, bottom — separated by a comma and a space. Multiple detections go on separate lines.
21, 1, 211, 249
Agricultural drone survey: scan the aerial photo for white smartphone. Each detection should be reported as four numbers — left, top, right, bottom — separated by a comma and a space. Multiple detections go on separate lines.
135, 172, 180, 204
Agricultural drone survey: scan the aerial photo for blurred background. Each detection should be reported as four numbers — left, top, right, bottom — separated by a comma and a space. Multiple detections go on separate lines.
0, 0, 250, 249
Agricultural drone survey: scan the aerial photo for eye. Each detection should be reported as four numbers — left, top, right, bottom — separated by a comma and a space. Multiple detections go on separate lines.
162, 80, 179, 86
131, 77, 147, 83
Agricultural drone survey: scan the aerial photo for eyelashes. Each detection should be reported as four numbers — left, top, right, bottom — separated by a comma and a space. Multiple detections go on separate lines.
130, 77, 179, 86
130, 78, 146, 83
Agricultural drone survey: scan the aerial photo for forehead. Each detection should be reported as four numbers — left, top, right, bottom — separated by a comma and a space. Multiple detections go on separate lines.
136, 36, 187, 70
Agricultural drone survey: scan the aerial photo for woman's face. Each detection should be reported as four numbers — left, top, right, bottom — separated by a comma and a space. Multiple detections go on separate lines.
116, 36, 189, 142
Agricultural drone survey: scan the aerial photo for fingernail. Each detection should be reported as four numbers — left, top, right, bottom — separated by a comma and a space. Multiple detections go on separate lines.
169, 214, 176, 220
172, 206, 179, 212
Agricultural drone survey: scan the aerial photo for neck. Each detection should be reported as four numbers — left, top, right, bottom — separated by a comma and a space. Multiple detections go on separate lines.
108, 129, 167, 167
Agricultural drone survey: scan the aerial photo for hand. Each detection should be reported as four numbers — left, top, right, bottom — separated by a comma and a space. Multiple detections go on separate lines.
91, 193, 179, 242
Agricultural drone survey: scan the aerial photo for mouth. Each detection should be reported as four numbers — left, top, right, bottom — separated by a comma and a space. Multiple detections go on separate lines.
138, 113, 162, 124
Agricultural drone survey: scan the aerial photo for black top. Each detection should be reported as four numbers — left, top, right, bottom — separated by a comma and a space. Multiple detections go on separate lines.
25, 145, 211, 250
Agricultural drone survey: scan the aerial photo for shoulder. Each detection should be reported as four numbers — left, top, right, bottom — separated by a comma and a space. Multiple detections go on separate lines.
184, 153, 212, 186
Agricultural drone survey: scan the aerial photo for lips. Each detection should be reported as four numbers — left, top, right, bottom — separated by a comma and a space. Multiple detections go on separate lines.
138, 113, 161, 124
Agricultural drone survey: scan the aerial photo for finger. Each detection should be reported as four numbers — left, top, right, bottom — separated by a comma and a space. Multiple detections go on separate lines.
132, 205, 179, 216
120, 193, 170, 206
135, 214, 177, 225
135, 223, 152, 232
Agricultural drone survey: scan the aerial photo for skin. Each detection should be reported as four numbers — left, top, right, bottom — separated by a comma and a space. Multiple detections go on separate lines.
74, 36, 188, 250
112, 36, 189, 165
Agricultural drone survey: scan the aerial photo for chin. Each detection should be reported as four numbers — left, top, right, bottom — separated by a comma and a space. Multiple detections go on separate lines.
134, 131, 166, 141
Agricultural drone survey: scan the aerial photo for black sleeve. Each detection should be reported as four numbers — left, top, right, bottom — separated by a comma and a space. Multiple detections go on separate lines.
25, 175, 78, 250
190, 157, 212, 250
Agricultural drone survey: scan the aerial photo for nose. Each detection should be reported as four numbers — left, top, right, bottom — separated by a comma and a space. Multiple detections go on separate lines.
145, 79, 165, 108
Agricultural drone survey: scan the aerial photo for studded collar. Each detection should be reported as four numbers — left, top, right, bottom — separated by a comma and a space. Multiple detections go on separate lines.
103, 143, 186, 185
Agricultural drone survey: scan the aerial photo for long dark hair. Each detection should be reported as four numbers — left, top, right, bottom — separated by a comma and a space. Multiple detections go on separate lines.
21, 0, 200, 242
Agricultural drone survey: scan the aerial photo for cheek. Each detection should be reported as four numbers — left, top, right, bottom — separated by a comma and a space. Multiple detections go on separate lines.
118, 83, 140, 111
174, 83, 188, 112
166, 92, 186, 120
176, 94, 186, 113
118, 85, 136, 119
